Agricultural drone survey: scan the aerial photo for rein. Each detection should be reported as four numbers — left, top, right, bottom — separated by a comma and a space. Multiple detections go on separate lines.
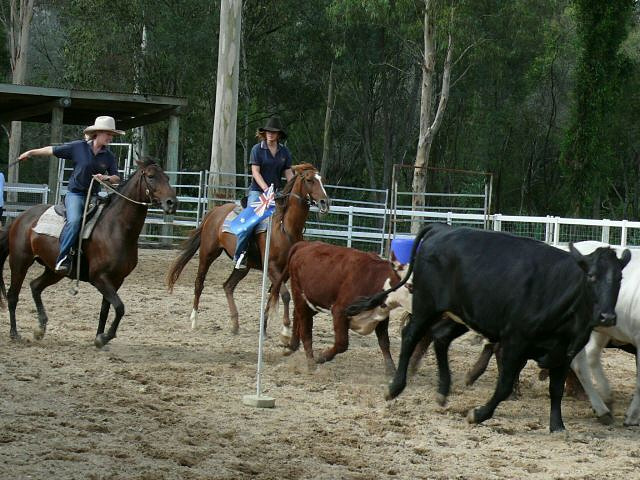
93, 172, 155, 206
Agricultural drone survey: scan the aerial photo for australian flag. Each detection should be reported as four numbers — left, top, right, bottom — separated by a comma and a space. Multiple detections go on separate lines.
228, 184, 276, 236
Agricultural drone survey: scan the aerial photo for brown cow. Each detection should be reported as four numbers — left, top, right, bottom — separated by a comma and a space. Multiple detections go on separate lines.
266, 241, 412, 374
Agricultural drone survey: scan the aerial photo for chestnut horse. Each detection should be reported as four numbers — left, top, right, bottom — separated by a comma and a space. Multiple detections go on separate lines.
0, 158, 177, 348
166, 163, 330, 340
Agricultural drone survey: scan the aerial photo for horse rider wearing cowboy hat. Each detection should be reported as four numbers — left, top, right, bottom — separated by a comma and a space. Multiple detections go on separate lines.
18, 115, 124, 274
233, 116, 294, 269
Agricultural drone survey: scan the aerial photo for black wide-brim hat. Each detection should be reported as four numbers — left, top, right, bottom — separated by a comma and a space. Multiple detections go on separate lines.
259, 116, 287, 140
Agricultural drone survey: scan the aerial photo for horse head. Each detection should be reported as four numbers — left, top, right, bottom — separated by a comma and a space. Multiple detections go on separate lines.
135, 157, 178, 214
290, 163, 330, 214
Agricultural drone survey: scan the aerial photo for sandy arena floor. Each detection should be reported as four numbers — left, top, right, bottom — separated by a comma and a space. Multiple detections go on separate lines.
1, 248, 639, 479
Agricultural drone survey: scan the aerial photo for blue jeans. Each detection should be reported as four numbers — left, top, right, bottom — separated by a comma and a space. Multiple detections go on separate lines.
57, 192, 86, 263
233, 190, 263, 261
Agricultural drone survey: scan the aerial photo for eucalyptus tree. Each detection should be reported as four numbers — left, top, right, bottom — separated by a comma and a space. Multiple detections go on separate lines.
562, 0, 636, 218
2, 0, 35, 190
209, 0, 241, 202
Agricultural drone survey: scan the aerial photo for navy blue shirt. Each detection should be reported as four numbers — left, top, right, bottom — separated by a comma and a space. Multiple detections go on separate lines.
53, 140, 118, 196
249, 141, 292, 192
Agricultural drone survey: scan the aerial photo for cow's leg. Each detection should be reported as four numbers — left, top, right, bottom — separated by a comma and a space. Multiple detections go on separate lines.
433, 321, 469, 406
467, 345, 526, 426
294, 302, 316, 371
547, 363, 571, 433
570, 349, 612, 424
279, 283, 292, 345
623, 343, 640, 426
317, 307, 349, 364
585, 331, 613, 406
222, 267, 250, 334
466, 342, 496, 386
400, 312, 431, 376
495, 344, 521, 398
387, 298, 440, 400
374, 318, 396, 376
29, 268, 64, 340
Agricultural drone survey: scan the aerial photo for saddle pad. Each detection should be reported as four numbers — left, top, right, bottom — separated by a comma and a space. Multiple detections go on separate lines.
221, 205, 268, 235
32, 205, 105, 240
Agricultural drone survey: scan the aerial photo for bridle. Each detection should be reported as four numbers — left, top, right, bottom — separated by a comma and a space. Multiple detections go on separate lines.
92, 167, 157, 207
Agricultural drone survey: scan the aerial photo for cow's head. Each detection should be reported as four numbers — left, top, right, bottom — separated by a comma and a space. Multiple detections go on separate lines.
569, 243, 631, 327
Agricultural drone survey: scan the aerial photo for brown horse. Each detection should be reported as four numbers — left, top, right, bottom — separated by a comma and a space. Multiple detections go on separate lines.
0, 158, 177, 347
166, 163, 330, 340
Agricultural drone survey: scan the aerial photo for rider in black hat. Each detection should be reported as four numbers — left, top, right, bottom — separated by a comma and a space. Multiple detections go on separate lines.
233, 116, 293, 269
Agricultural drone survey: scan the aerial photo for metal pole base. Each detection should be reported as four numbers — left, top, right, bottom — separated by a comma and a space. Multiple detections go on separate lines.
242, 394, 275, 408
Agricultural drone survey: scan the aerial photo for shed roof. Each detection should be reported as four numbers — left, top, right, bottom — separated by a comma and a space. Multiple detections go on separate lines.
0, 83, 188, 130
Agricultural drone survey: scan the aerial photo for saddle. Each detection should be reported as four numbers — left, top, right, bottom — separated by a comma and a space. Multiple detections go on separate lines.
53, 195, 102, 221
32, 196, 106, 240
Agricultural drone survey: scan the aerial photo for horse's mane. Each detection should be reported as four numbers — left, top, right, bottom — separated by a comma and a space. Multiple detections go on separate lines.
273, 163, 317, 220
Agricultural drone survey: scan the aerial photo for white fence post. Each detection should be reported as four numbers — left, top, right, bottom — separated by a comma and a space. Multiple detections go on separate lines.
347, 205, 354, 248
602, 220, 610, 244
493, 214, 502, 232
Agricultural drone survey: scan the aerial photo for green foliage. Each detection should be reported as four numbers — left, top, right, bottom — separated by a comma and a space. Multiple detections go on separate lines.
6, 0, 640, 220
562, 0, 635, 216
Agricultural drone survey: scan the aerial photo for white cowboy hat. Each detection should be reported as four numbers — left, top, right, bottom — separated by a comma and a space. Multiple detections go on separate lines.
83, 116, 125, 136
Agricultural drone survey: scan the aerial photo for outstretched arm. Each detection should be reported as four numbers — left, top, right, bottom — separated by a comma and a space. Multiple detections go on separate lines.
18, 146, 53, 160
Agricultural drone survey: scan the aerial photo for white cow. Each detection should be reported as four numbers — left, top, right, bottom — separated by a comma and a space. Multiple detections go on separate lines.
568, 241, 640, 426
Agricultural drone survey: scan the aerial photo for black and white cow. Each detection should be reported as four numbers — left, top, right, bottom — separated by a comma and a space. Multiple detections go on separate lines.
345, 223, 631, 432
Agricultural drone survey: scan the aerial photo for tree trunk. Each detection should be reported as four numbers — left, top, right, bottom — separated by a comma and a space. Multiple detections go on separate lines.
320, 62, 334, 180
6, 0, 35, 200
209, 0, 242, 206
411, 0, 453, 233
133, 23, 149, 163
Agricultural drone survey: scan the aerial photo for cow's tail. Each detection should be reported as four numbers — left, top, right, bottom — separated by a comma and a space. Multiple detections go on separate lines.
344, 224, 433, 316
166, 223, 203, 293
266, 250, 293, 321
0, 227, 9, 309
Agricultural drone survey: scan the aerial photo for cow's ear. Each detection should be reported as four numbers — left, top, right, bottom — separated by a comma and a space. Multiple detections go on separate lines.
620, 248, 632, 269
569, 242, 589, 272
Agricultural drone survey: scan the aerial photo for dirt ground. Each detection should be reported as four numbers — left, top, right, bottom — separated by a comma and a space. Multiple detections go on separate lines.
1, 248, 640, 480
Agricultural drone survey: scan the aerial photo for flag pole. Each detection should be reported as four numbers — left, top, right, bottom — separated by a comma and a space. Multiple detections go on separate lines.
243, 186, 276, 408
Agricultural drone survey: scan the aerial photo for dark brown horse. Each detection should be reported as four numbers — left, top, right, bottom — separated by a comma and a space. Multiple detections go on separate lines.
0, 158, 177, 347
166, 163, 330, 340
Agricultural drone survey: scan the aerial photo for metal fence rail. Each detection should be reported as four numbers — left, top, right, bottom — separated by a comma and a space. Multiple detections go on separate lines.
7, 177, 640, 251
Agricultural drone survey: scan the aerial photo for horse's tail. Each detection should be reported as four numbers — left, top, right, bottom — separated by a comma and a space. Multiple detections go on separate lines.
344, 223, 435, 316
266, 246, 295, 321
0, 227, 9, 309
166, 222, 203, 293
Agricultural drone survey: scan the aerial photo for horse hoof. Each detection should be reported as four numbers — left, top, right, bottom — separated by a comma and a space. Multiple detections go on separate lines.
466, 409, 478, 424
230, 325, 239, 335
280, 334, 291, 347
597, 412, 614, 425
435, 393, 447, 407
94, 334, 109, 348
33, 327, 46, 340
10, 332, 22, 342
306, 359, 317, 372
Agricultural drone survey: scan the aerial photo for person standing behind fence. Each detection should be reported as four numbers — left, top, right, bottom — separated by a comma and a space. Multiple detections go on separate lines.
0, 170, 5, 225
233, 116, 294, 269
17, 116, 123, 274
